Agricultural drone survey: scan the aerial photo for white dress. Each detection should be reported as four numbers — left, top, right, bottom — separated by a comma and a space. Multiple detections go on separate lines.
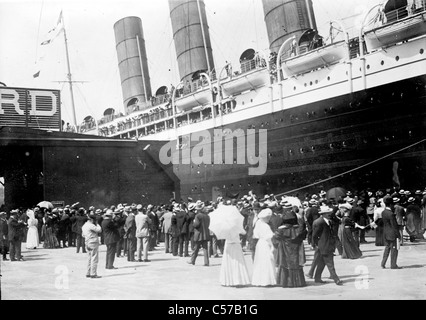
251, 219, 277, 286
26, 217, 39, 249
219, 231, 251, 287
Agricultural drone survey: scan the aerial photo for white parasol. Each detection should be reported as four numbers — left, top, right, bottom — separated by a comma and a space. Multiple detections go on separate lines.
282, 196, 302, 208
209, 204, 245, 240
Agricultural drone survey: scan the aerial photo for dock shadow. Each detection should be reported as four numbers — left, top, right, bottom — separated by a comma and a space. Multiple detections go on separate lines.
116, 264, 146, 269
399, 264, 426, 269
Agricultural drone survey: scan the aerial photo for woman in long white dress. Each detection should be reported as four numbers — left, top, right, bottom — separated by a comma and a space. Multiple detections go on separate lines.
218, 205, 251, 287
26, 210, 39, 249
251, 208, 277, 286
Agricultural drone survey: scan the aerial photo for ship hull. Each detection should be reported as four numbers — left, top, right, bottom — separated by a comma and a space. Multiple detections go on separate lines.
172, 74, 426, 201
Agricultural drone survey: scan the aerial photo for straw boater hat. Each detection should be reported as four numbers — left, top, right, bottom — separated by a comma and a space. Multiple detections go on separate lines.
407, 197, 415, 203
393, 197, 400, 203
339, 203, 352, 211
318, 205, 333, 214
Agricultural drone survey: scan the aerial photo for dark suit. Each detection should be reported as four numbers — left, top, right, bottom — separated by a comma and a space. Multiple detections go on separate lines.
305, 206, 320, 245
312, 216, 340, 283
8, 217, 26, 261
124, 214, 136, 261
381, 208, 400, 268
102, 217, 120, 268
75, 215, 88, 253
190, 210, 211, 266
0, 216, 9, 259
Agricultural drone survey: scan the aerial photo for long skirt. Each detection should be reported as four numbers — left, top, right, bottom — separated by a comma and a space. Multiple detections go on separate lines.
252, 239, 276, 286
43, 227, 59, 249
341, 228, 362, 259
26, 226, 39, 249
219, 241, 251, 287
276, 241, 306, 288
375, 219, 385, 246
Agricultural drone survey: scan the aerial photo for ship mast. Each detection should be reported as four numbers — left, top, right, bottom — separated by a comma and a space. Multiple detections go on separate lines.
62, 14, 78, 128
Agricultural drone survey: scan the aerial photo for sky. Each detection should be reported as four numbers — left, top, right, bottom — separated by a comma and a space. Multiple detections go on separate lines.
0, 0, 384, 126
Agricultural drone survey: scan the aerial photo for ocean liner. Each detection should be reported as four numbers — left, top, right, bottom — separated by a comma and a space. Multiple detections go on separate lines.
82, 0, 426, 201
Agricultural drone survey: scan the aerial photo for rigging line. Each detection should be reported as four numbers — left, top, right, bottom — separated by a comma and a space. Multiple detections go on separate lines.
35, 0, 45, 64
74, 84, 97, 121
252, 0, 259, 50
275, 138, 426, 198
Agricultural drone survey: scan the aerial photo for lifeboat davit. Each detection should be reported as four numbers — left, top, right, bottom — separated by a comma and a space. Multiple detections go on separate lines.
363, 1, 426, 51
281, 29, 347, 76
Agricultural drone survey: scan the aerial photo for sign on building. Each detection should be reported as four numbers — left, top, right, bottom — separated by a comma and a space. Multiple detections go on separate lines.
0, 86, 61, 130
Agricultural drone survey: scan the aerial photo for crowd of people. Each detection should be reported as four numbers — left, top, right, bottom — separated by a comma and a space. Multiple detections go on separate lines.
0, 186, 425, 285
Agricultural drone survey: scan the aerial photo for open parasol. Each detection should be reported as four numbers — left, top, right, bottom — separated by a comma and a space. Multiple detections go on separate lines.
209, 204, 245, 240
37, 201, 54, 210
282, 196, 302, 208
326, 187, 347, 201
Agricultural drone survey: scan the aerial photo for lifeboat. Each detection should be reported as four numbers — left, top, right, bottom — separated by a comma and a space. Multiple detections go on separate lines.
174, 86, 211, 112
280, 29, 347, 76
220, 48, 270, 96
363, 0, 426, 51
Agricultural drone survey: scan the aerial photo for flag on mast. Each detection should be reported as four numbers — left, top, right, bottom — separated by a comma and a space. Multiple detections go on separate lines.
40, 10, 64, 45
34, 11, 64, 79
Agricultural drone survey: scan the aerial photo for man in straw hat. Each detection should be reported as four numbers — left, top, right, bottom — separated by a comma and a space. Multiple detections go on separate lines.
311, 205, 343, 285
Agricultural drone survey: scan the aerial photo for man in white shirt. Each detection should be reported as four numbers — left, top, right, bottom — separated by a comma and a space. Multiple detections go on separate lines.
82, 214, 102, 278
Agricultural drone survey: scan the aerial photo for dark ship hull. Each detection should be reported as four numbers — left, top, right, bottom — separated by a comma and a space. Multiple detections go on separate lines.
173, 74, 426, 201
84, 0, 426, 202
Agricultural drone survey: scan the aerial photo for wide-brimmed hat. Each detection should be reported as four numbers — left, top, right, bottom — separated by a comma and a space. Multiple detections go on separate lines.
95, 209, 102, 214
339, 203, 352, 210
188, 203, 196, 211
398, 189, 405, 194
103, 209, 113, 218
393, 197, 400, 203
195, 201, 204, 210
258, 208, 272, 221
136, 204, 143, 211
415, 190, 422, 195
252, 202, 263, 210
319, 205, 333, 214
407, 197, 415, 203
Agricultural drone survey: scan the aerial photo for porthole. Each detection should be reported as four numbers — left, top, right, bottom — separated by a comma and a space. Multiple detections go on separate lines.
367, 64, 370, 69
327, 76, 331, 81
381, 60, 384, 65
310, 81, 313, 86
420, 48, 424, 54
315, 80, 318, 84
395, 56, 400, 61
304, 83, 307, 87
293, 86, 296, 90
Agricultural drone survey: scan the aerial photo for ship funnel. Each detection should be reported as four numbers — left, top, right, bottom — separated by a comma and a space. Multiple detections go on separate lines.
262, 0, 318, 53
169, 0, 215, 83
114, 16, 152, 115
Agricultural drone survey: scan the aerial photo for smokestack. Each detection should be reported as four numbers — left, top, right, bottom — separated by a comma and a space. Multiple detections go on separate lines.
169, 0, 215, 83
262, 0, 317, 53
114, 16, 152, 115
